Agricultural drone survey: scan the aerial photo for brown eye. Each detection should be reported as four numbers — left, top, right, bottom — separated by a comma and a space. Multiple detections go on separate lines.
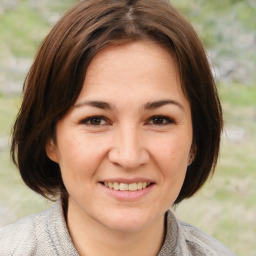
82, 116, 107, 126
148, 116, 173, 125
152, 117, 165, 124
89, 117, 102, 125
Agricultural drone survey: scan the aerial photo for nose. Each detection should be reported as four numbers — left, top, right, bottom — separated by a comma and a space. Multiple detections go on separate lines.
108, 125, 150, 170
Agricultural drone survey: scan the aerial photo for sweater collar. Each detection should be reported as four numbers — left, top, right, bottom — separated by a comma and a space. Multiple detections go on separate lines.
48, 199, 187, 255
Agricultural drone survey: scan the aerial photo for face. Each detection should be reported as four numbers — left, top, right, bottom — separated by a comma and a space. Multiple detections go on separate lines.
46, 40, 193, 233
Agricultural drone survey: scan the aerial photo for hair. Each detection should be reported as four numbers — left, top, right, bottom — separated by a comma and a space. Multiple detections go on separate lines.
11, 0, 223, 204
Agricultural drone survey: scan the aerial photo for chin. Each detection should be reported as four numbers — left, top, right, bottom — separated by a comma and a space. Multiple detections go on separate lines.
107, 219, 150, 233
100, 209, 161, 233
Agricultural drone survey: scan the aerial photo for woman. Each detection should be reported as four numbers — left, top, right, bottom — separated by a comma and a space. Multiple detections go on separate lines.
0, 0, 236, 255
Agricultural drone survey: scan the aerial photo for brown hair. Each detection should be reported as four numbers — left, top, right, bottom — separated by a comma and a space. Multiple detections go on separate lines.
11, 0, 223, 204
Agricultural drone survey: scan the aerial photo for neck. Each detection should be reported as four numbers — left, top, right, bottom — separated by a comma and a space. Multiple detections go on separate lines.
66, 199, 166, 256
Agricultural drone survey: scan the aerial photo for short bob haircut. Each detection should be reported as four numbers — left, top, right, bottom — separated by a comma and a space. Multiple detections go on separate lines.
11, 0, 223, 204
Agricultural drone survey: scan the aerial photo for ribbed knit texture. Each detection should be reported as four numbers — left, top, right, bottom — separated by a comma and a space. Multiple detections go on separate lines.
0, 200, 236, 255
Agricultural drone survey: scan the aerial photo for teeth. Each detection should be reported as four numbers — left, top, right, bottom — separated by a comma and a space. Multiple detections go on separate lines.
103, 181, 150, 191
113, 182, 120, 190
128, 183, 137, 191
120, 183, 129, 191
137, 182, 142, 190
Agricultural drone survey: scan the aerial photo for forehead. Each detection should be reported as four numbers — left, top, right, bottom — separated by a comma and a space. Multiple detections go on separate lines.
75, 40, 189, 110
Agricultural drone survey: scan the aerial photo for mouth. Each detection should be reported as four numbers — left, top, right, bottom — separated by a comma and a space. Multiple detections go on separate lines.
101, 181, 152, 191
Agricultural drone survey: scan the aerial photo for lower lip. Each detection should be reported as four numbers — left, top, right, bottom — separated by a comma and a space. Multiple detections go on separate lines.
99, 183, 155, 201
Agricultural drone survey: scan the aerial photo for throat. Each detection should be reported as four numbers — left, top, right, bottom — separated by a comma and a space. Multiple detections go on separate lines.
66, 199, 165, 256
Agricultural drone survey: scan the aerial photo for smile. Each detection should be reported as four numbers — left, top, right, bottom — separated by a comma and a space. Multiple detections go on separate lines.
103, 182, 151, 191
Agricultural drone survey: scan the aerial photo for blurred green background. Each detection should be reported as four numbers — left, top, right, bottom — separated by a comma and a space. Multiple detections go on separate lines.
0, 0, 255, 255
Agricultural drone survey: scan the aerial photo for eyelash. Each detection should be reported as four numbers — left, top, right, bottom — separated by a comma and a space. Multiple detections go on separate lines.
80, 115, 174, 126
80, 116, 109, 126
146, 115, 175, 126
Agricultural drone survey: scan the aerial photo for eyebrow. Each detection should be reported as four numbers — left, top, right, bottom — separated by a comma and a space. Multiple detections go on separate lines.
74, 100, 114, 110
144, 99, 184, 110
74, 99, 184, 110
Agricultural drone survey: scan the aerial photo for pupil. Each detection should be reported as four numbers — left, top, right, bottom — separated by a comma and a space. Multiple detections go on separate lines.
91, 118, 101, 125
153, 117, 163, 124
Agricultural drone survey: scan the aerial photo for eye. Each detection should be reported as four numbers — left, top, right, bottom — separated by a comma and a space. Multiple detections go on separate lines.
147, 115, 174, 125
81, 116, 108, 126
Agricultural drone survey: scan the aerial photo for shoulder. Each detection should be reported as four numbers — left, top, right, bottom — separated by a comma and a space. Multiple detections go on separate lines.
177, 217, 236, 256
0, 202, 59, 255
159, 210, 236, 256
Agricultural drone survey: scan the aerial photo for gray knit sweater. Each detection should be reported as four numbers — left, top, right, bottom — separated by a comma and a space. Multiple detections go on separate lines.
0, 200, 236, 255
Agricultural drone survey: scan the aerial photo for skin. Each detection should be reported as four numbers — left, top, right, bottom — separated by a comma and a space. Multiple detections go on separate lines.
46, 40, 193, 256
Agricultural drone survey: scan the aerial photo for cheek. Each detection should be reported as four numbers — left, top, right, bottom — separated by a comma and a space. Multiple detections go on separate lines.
57, 137, 107, 182
150, 135, 191, 175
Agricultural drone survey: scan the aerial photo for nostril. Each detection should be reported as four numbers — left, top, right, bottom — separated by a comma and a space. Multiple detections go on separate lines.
108, 147, 150, 170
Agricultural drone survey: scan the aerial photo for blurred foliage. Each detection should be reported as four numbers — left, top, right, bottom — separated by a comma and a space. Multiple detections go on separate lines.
0, 3, 48, 57
171, 0, 256, 85
0, 1, 255, 255
0, 0, 77, 57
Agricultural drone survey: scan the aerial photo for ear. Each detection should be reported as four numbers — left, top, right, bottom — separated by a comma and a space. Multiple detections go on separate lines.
45, 139, 59, 163
187, 144, 196, 166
